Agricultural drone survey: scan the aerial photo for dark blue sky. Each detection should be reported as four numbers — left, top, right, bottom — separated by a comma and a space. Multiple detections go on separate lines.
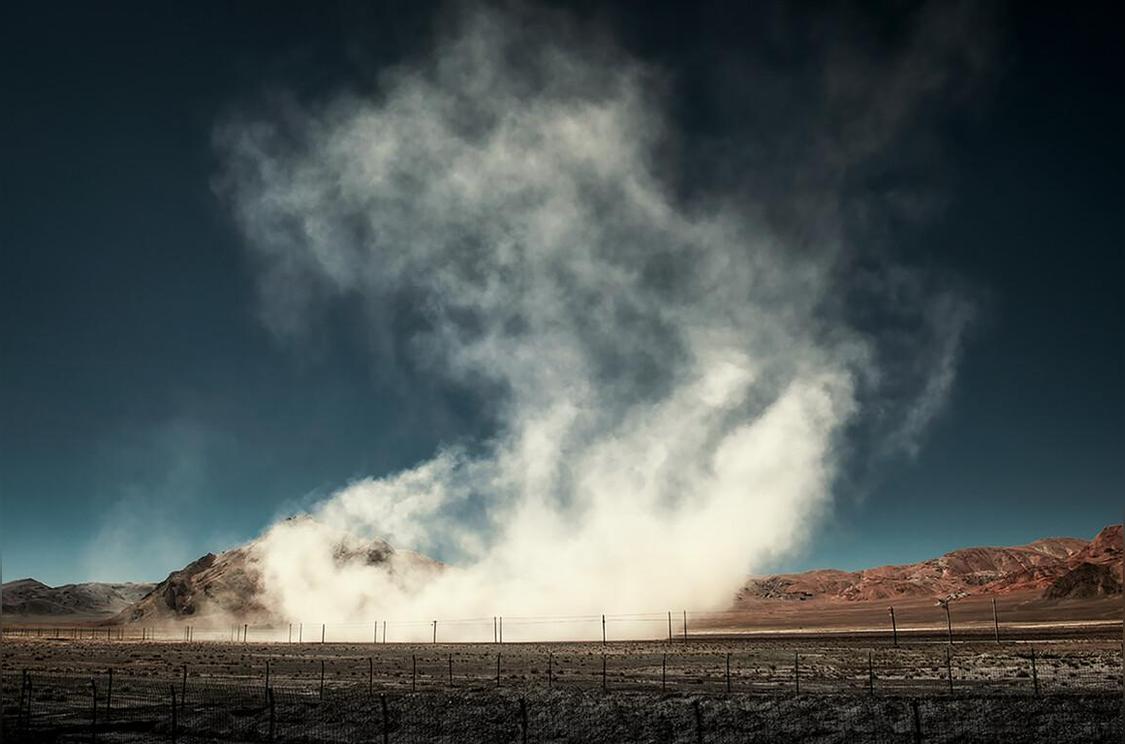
2, 2, 1121, 585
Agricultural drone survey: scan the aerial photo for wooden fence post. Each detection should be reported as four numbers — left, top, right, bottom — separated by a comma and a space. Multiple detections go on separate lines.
90, 679, 97, 743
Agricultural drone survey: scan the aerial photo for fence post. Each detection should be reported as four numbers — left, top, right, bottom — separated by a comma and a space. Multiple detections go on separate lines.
500, 616, 504, 644
692, 699, 704, 744
381, 694, 390, 744
683, 611, 688, 642
945, 647, 953, 694
321, 624, 325, 644
794, 652, 800, 694
1030, 648, 1039, 696
910, 699, 922, 744
668, 611, 673, 643
289, 623, 292, 644
374, 621, 378, 644
519, 698, 529, 744
90, 679, 97, 744
868, 651, 874, 695
433, 620, 437, 644
299, 623, 303, 643
267, 687, 275, 742
244, 623, 249, 644
170, 686, 177, 742
602, 614, 606, 645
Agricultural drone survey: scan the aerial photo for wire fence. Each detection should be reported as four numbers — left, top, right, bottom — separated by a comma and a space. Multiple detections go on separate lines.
2, 643, 1120, 696
5, 597, 1118, 645
1, 667, 1121, 743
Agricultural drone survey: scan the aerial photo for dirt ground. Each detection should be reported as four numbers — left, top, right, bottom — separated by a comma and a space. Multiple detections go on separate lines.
1, 634, 1120, 695
2, 635, 1121, 742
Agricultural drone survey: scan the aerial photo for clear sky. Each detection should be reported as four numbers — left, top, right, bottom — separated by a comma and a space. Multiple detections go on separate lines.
1, 2, 1121, 587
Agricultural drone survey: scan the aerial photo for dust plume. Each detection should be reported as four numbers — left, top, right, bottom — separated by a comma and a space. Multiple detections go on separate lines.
216, 4, 986, 637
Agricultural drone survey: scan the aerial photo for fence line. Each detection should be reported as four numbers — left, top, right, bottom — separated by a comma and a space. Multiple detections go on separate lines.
1, 666, 1121, 743
3, 600, 1120, 646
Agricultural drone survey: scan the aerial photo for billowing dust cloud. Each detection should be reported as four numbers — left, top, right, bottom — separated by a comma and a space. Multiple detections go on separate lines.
217, 5, 981, 638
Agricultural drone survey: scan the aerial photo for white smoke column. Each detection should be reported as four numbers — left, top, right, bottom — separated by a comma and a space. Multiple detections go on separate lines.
217, 5, 976, 637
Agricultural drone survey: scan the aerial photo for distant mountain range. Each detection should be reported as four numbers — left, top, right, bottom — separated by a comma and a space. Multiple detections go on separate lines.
1, 578, 154, 618
737, 524, 1121, 604
3, 523, 1120, 622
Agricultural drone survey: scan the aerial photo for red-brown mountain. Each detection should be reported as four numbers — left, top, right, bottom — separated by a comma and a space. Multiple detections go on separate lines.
737, 524, 1122, 603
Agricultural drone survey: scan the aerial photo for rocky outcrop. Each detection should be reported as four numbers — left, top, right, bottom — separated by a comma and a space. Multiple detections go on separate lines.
1043, 562, 1122, 599
738, 524, 1120, 603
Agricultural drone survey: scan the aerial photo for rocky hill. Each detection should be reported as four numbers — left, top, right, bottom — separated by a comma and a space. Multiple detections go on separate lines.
737, 524, 1121, 604
115, 516, 443, 624
1, 578, 154, 618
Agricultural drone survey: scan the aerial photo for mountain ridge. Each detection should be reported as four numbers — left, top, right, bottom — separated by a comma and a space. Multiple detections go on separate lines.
737, 524, 1121, 604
